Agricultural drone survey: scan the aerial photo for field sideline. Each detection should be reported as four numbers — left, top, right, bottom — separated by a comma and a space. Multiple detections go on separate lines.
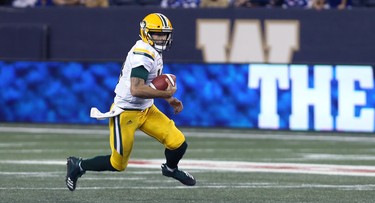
0, 124, 374, 202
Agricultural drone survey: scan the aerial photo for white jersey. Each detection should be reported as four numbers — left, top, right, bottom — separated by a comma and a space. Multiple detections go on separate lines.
114, 40, 163, 110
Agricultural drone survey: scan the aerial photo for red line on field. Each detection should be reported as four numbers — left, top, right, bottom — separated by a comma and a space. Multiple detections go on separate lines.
2, 159, 375, 177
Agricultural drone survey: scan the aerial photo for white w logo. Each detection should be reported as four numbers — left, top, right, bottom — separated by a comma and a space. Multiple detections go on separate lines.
196, 19, 300, 64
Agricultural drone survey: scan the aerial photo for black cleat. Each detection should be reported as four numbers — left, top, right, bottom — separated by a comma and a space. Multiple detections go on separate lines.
65, 156, 85, 191
161, 163, 196, 186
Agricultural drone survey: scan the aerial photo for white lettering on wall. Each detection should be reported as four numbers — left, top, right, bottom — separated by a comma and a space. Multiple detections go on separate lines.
248, 64, 289, 128
336, 66, 374, 132
289, 65, 333, 131
196, 19, 299, 63
248, 64, 374, 132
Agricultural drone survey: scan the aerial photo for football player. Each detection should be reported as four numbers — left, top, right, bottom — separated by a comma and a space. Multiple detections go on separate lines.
65, 13, 196, 191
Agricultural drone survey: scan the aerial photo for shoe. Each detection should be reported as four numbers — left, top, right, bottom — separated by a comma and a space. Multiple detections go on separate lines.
65, 156, 85, 191
161, 163, 196, 186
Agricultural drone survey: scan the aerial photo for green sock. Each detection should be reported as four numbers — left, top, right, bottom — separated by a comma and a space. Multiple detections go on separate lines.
81, 155, 118, 171
165, 142, 187, 169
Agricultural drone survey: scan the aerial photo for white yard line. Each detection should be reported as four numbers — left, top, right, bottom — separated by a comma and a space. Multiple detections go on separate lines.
1, 159, 375, 177
1, 184, 375, 190
0, 126, 108, 135
1, 126, 375, 142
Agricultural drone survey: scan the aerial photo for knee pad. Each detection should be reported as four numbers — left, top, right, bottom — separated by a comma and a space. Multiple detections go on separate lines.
110, 154, 127, 171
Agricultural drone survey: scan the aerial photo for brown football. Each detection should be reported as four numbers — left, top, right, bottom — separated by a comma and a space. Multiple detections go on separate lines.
150, 74, 176, 90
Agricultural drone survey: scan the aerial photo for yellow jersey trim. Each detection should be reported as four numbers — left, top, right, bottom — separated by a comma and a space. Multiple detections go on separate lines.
133, 48, 155, 61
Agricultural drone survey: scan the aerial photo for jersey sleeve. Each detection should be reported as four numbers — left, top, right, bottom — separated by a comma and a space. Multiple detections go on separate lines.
130, 66, 148, 81
130, 47, 156, 72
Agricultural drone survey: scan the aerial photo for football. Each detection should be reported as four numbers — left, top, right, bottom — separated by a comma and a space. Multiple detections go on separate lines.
150, 74, 176, 90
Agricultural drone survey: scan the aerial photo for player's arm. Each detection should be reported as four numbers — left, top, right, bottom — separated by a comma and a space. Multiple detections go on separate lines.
130, 66, 176, 98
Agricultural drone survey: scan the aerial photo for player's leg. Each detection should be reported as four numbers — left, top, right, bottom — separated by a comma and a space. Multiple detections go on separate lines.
107, 112, 138, 171
66, 111, 138, 191
140, 105, 186, 168
81, 111, 138, 171
140, 105, 196, 186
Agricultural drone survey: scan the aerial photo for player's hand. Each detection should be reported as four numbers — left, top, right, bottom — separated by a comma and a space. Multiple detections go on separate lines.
166, 97, 183, 114
164, 78, 177, 97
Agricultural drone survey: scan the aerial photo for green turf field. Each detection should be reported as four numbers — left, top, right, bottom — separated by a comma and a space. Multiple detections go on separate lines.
0, 124, 375, 203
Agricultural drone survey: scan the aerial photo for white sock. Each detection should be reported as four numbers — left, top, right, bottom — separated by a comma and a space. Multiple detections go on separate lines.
78, 161, 84, 172
166, 165, 175, 172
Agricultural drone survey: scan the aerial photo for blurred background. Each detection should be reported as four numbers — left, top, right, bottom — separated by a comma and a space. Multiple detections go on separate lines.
0, 3, 374, 133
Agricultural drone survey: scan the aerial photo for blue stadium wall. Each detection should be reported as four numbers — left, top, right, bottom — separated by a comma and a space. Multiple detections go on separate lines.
1, 61, 374, 133
1, 8, 374, 132
0, 7, 374, 64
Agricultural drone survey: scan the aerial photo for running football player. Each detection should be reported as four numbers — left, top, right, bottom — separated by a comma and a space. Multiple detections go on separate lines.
65, 13, 196, 191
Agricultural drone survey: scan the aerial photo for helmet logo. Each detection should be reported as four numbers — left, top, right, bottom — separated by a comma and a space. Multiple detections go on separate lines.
140, 21, 146, 28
